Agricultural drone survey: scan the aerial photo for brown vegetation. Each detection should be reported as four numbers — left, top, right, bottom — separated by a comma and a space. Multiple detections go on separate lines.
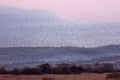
0, 73, 110, 80
42, 77, 55, 80
106, 73, 120, 79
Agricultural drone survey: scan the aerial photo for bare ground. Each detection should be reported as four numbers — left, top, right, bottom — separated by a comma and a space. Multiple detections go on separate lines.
0, 73, 119, 80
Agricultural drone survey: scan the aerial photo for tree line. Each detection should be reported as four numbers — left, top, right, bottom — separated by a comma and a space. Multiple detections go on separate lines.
0, 63, 119, 75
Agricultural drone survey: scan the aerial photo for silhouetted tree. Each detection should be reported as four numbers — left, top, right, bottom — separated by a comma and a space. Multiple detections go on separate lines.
70, 66, 79, 74
11, 68, 21, 74
37, 63, 52, 74
0, 67, 7, 74
78, 66, 84, 73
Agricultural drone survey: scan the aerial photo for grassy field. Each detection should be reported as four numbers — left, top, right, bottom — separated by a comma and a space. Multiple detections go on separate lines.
0, 73, 119, 80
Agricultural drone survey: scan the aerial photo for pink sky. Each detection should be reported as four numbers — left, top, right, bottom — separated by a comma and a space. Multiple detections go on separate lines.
0, 0, 120, 23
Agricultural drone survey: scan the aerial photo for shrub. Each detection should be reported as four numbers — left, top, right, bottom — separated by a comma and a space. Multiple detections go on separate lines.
22, 67, 41, 75
106, 73, 120, 79
37, 63, 52, 74
11, 68, 21, 75
0, 67, 7, 74
42, 77, 55, 80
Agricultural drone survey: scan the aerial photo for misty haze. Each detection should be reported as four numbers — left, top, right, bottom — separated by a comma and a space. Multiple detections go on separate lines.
0, 0, 120, 80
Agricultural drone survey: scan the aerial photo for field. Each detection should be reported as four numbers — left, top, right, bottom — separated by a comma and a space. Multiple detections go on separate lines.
0, 73, 119, 80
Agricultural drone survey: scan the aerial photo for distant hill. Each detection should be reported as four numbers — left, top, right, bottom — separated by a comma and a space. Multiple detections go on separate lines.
0, 44, 120, 69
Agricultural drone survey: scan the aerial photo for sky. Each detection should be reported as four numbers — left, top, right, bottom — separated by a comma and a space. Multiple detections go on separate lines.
0, 0, 120, 47
0, 0, 120, 23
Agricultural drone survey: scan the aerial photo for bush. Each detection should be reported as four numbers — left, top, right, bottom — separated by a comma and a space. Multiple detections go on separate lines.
22, 67, 41, 75
0, 67, 7, 74
37, 63, 52, 74
106, 73, 120, 79
11, 68, 21, 75
42, 77, 55, 80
